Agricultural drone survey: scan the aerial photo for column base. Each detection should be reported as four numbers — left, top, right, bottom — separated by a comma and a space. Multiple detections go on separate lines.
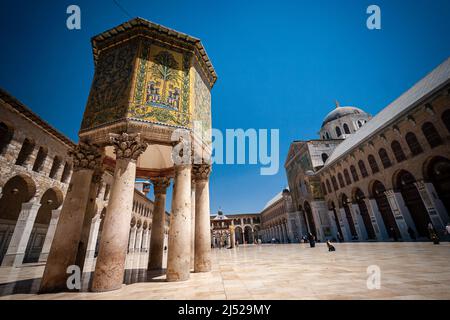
90, 283, 124, 293
166, 272, 190, 282
194, 263, 211, 273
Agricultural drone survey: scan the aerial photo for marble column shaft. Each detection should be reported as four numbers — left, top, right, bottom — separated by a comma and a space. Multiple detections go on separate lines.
39, 209, 62, 262
91, 132, 146, 292
166, 164, 191, 281
194, 164, 212, 273
148, 177, 170, 270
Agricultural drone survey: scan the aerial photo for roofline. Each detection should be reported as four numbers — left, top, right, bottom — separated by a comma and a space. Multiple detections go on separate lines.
0, 88, 76, 148
319, 78, 450, 172
91, 17, 217, 87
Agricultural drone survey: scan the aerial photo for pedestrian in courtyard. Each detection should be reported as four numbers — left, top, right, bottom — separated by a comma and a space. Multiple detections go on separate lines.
407, 226, 416, 241
308, 232, 315, 248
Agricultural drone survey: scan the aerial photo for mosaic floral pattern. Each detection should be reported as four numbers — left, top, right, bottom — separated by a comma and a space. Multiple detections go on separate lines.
81, 40, 138, 130
129, 44, 191, 127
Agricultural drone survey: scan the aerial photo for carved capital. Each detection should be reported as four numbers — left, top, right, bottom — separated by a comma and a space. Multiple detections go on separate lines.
110, 132, 147, 161
151, 177, 171, 195
69, 142, 103, 172
192, 164, 212, 181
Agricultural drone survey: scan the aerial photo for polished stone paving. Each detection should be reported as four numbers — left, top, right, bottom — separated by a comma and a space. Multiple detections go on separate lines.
0, 242, 449, 300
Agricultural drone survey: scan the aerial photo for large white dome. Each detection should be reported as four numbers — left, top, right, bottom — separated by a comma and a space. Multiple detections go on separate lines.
321, 106, 368, 128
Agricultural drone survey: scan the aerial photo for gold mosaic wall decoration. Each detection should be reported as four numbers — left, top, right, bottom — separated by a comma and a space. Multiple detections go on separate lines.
81, 40, 139, 130
191, 64, 212, 143
129, 42, 191, 127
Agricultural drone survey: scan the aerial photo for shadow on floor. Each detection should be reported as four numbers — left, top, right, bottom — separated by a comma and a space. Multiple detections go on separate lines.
0, 268, 168, 296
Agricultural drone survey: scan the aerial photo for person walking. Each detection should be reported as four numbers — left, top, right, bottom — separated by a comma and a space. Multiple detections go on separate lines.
308, 232, 316, 248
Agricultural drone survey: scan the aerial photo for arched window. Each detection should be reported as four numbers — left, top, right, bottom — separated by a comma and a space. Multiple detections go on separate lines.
357, 120, 363, 128
326, 179, 332, 193
405, 132, 423, 156
391, 140, 406, 162
321, 182, 327, 196
368, 155, 379, 174
378, 148, 392, 168
422, 122, 442, 148
335, 126, 342, 137
321, 153, 329, 163
32, 146, 47, 172
338, 173, 345, 188
350, 165, 359, 182
15, 138, 35, 166
358, 160, 369, 178
442, 109, 450, 133
343, 169, 352, 185
331, 176, 339, 191
0, 122, 14, 155
49, 156, 62, 179
343, 123, 350, 134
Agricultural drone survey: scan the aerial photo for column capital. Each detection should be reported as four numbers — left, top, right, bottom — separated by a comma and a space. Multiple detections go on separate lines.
192, 164, 212, 181
151, 177, 171, 195
109, 132, 147, 161
70, 142, 103, 172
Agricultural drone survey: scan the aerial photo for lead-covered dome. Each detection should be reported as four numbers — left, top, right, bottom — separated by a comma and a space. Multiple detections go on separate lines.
321, 106, 368, 128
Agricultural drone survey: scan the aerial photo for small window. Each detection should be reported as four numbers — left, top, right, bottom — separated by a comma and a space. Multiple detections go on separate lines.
335, 127, 342, 137
358, 160, 369, 178
422, 122, 442, 148
368, 155, 379, 174
405, 132, 423, 156
331, 176, 339, 191
32, 147, 48, 172
321, 153, 329, 163
343, 123, 350, 134
49, 156, 62, 179
350, 165, 359, 182
391, 140, 406, 162
16, 138, 35, 166
343, 169, 352, 185
338, 173, 345, 188
0, 122, 14, 155
378, 148, 392, 168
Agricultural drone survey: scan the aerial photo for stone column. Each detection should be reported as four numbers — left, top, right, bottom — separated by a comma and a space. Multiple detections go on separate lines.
166, 163, 192, 281
338, 208, 352, 241
39, 142, 102, 293
75, 169, 103, 272
384, 189, 413, 240
85, 213, 101, 261
230, 224, 236, 248
91, 133, 147, 292
414, 180, 445, 229
39, 209, 62, 262
128, 226, 137, 253
351, 203, 367, 241
193, 164, 212, 273
366, 198, 386, 240
135, 227, 143, 252
141, 229, 149, 252
1, 200, 41, 267
148, 177, 171, 270
190, 177, 196, 269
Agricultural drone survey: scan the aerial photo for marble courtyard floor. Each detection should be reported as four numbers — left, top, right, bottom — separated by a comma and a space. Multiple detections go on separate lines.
0, 242, 449, 300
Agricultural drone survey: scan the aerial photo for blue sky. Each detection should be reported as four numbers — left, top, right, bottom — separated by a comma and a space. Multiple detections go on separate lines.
0, 0, 449, 213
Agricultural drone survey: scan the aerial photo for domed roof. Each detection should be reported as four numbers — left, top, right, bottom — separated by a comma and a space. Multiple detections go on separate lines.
321, 103, 368, 127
